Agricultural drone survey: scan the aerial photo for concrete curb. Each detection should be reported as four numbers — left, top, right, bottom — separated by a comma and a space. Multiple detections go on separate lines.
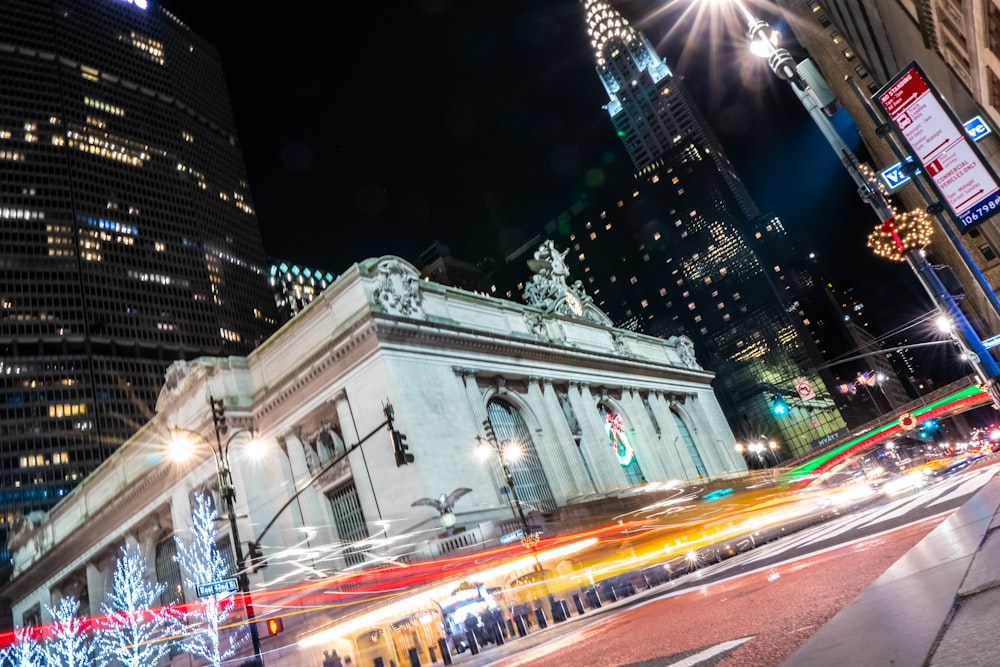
781, 474, 1000, 667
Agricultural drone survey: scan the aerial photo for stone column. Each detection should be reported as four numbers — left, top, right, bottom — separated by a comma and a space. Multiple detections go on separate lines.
285, 430, 334, 545
567, 382, 623, 491
525, 377, 591, 501
693, 389, 744, 470
674, 393, 724, 475
619, 387, 670, 481
648, 391, 695, 480
86, 559, 109, 617
458, 368, 490, 427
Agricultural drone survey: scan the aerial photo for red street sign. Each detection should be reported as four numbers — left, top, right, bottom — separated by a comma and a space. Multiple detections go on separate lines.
796, 379, 815, 401
876, 63, 1000, 230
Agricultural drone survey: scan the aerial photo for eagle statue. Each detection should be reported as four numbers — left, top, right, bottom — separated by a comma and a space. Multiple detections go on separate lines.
411, 487, 473, 515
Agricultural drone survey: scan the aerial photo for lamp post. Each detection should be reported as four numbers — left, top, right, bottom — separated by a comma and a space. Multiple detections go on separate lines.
172, 397, 265, 666
725, 0, 1000, 410
477, 435, 532, 541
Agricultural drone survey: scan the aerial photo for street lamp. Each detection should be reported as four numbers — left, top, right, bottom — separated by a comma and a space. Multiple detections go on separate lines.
725, 0, 1000, 410
169, 396, 266, 666
476, 435, 533, 541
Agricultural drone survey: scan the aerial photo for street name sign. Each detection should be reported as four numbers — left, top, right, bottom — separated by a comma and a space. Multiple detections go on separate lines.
196, 577, 239, 598
876, 63, 1000, 231
878, 117, 990, 192
982, 334, 1000, 350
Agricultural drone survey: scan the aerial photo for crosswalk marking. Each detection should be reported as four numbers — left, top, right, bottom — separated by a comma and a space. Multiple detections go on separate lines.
690, 467, 995, 578
661, 637, 753, 666
927, 471, 995, 507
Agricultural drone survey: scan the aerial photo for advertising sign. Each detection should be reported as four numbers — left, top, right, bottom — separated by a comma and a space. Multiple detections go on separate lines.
876, 63, 1000, 231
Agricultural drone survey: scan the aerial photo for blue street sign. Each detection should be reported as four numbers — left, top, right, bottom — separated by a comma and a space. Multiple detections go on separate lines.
499, 528, 524, 544
982, 334, 1000, 350
964, 115, 992, 142
196, 577, 239, 598
879, 159, 918, 192
878, 116, 991, 192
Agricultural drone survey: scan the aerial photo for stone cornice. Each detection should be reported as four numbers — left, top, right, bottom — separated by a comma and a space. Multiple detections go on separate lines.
374, 315, 713, 384
1, 462, 176, 602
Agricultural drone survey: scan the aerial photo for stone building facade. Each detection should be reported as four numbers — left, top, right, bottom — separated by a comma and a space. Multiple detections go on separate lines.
0, 251, 744, 665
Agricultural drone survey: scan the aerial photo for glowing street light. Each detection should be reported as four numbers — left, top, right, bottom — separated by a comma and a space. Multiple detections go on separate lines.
169, 397, 266, 666
719, 0, 1000, 410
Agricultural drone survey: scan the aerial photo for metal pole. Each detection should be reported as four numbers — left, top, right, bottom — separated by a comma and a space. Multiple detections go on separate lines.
214, 428, 264, 665
845, 76, 1000, 324
499, 448, 531, 536
739, 11, 1000, 411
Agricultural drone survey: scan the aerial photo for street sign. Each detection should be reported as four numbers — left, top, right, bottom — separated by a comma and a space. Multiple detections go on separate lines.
876, 63, 1000, 231
877, 117, 989, 192
796, 378, 815, 401
499, 528, 524, 545
982, 334, 1000, 350
878, 158, 919, 192
196, 577, 239, 598
964, 115, 992, 142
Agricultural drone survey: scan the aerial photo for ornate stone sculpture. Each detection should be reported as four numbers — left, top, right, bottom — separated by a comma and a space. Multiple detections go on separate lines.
372, 257, 423, 317
523, 240, 611, 325
668, 335, 700, 369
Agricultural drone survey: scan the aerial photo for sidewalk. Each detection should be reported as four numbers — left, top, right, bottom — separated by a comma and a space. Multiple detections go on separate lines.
781, 474, 1000, 666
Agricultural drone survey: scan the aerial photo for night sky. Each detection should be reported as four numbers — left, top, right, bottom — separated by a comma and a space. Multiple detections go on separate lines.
158, 0, 942, 369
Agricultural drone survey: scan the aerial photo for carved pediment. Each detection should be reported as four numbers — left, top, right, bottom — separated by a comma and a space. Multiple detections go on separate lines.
523, 241, 611, 325
364, 256, 424, 317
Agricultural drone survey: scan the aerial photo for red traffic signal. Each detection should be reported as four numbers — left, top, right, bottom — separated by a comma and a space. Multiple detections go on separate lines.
266, 618, 284, 636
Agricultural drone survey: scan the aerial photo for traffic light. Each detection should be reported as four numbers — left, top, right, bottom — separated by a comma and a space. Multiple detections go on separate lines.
383, 401, 395, 425
210, 397, 228, 435
247, 542, 267, 573
391, 429, 413, 466
919, 418, 941, 441
482, 418, 496, 445
771, 395, 790, 416
265, 617, 284, 636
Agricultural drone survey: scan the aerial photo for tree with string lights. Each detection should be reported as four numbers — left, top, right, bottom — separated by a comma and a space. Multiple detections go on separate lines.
175, 491, 247, 667
44, 596, 92, 667
8, 625, 44, 666
93, 543, 182, 667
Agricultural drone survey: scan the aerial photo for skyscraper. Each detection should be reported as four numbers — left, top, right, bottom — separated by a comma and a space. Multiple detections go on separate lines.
557, 1, 851, 456
0, 0, 277, 565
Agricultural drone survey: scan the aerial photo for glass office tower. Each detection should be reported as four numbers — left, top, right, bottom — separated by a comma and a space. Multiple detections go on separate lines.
566, 1, 849, 456
0, 0, 278, 565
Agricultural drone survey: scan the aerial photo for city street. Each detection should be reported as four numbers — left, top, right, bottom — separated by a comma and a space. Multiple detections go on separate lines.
430, 460, 1000, 667
483, 518, 941, 667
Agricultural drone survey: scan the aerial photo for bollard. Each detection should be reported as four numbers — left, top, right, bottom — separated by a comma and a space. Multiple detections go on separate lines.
514, 614, 527, 637
465, 630, 479, 655
573, 593, 585, 615
408, 647, 421, 667
585, 588, 601, 609
438, 638, 453, 665
534, 607, 548, 629
549, 597, 565, 623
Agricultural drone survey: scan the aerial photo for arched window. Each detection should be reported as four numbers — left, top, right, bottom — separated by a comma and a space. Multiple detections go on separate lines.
486, 399, 556, 512
598, 404, 645, 485
673, 411, 708, 477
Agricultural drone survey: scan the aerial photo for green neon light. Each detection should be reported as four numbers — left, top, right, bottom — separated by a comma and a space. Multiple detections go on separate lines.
784, 384, 986, 481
